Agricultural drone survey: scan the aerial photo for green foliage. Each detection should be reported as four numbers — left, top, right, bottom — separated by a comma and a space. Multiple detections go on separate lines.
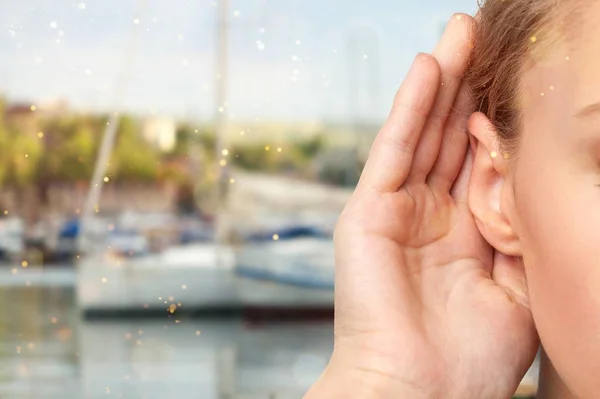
11, 131, 43, 185
0, 104, 337, 189
230, 135, 325, 175
0, 110, 165, 185
197, 130, 216, 153
0, 125, 43, 186
108, 116, 159, 182
39, 117, 97, 181
0, 126, 8, 185
232, 144, 272, 171
169, 125, 216, 157
295, 134, 324, 159
171, 125, 194, 156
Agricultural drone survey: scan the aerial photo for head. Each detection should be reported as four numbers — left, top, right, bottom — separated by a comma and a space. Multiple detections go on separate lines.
466, 0, 600, 395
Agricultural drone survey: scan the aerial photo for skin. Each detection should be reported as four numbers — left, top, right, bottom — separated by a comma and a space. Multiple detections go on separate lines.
306, 14, 539, 399
308, 5, 600, 398
495, 4, 600, 397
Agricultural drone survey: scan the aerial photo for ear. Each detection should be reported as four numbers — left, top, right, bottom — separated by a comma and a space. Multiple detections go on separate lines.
467, 112, 521, 256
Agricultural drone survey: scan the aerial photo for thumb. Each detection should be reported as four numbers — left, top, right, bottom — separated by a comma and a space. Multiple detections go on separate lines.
492, 251, 531, 310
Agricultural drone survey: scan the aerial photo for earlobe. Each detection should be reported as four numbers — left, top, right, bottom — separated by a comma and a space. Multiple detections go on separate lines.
467, 112, 522, 256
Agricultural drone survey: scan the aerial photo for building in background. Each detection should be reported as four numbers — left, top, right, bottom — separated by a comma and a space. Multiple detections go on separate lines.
143, 116, 176, 152
37, 99, 69, 119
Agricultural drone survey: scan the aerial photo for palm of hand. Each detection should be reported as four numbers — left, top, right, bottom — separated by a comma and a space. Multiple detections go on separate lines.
329, 14, 538, 398
336, 181, 537, 398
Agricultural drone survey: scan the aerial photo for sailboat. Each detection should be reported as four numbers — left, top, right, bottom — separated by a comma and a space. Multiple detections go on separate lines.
230, 210, 336, 311
76, 0, 237, 315
77, 0, 338, 315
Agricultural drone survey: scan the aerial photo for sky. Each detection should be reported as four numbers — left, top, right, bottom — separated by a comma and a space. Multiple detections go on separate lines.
0, 0, 478, 122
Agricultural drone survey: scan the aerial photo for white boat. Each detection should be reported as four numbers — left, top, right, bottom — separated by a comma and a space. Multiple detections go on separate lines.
232, 222, 335, 309
0, 217, 24, 262
76, 242, 237, 312
236, 237, 334, 290
77, 229, 336, 312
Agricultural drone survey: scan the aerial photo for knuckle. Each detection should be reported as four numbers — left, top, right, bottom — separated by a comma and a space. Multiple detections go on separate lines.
392, 94, 431, 120
379, 126, 418, 155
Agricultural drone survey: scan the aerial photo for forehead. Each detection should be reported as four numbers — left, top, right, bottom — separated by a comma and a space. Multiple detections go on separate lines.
522, 3, 600, 114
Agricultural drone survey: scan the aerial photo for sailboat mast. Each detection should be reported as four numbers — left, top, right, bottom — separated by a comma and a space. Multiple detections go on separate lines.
213, 0, 229, 261
78, 0, 146, 254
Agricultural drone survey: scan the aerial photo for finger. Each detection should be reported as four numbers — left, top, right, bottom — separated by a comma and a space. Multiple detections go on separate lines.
357, 54, 440, 193
405, 13, 475, 184
427, 81, 474, 192
450, 138, 474, 204
492, 251, 531, 310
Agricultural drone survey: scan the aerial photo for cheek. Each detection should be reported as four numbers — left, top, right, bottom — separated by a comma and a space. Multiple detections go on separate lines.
513, 149, 600, 392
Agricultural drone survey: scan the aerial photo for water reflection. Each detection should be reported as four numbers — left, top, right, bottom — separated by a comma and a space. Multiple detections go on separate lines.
0, 286, 333, 398
0, 287, 78, 397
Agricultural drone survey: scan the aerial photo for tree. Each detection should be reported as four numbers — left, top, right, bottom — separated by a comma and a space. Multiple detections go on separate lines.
0, 125, 9, 185
230, 135, 326, 174
108, 116, 159, 182
171, 125, 194, 157
10, 132, 43, 186
36, 115, 101, 183
295, 134, 324, 159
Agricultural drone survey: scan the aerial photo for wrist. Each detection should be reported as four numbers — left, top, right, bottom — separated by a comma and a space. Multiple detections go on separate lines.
305, 366, 395, 399
305, 353, 435, 399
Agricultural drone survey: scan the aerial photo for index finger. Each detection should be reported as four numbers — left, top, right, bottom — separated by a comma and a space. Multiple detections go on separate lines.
357, 53, 441, 193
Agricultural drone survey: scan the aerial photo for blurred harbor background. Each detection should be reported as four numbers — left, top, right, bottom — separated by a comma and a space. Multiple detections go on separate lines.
0, 0, 538, 398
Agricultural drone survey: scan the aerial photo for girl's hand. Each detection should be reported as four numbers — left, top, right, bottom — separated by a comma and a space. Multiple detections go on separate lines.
307, 14, 538, 399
